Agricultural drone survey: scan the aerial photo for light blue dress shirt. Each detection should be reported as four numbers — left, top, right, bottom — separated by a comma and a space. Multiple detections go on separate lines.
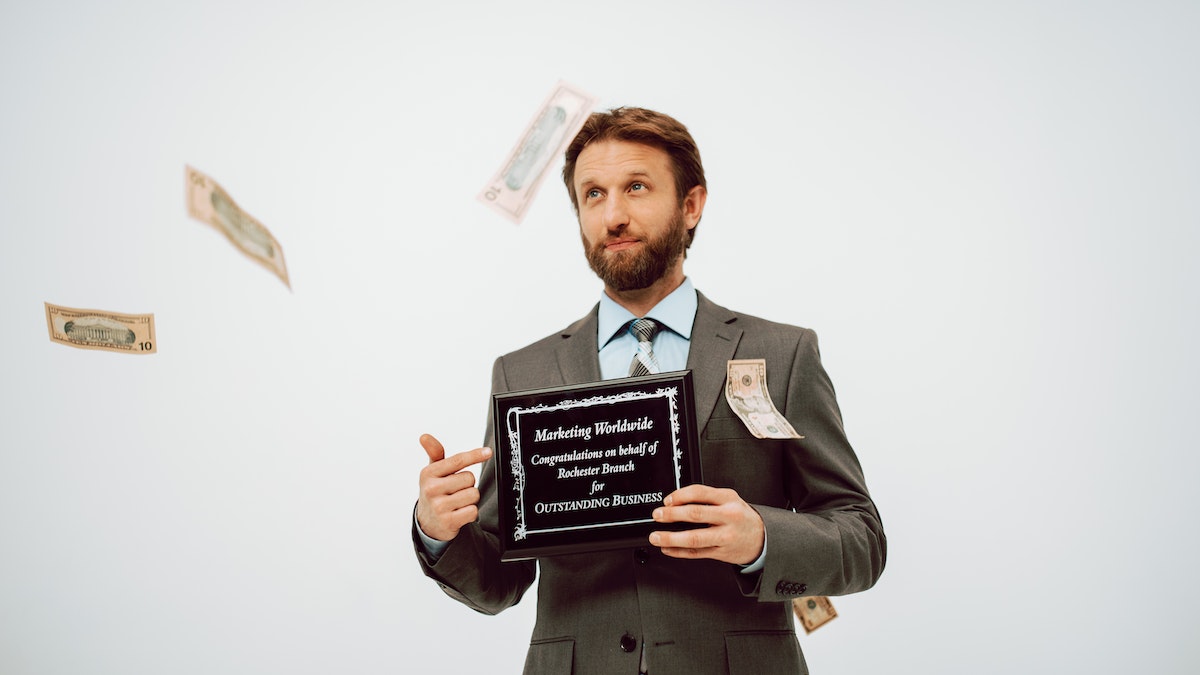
597, 278, 696, 379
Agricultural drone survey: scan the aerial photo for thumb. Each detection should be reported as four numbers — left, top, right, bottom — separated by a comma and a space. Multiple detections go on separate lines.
419, 434, 446, 463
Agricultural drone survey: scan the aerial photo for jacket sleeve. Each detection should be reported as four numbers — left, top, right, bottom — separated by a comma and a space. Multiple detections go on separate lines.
743, 328, 887, 601
411, 356, 537, 615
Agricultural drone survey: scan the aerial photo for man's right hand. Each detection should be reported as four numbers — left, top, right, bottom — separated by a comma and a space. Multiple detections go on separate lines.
416, 434, 492, 542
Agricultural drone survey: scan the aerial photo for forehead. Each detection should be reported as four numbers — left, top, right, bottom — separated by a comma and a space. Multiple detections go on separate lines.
574, 140, 674, 186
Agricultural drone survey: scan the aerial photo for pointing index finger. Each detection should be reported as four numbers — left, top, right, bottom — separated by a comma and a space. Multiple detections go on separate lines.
438, 446, 493, 476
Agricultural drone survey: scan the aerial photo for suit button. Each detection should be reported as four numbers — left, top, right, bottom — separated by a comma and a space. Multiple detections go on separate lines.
776, 580, 807, 596
620, 633, 637, 653
635, 547, 649, 564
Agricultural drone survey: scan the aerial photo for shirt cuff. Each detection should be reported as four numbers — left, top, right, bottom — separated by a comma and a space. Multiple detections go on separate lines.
739, 534, 767, 575
415, 515, 451, 561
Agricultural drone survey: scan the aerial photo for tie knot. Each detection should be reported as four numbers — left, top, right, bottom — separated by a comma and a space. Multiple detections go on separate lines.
629, 318, 660, 343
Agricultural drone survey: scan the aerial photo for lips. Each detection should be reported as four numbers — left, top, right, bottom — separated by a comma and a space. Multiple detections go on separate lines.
605, 238, 639, 252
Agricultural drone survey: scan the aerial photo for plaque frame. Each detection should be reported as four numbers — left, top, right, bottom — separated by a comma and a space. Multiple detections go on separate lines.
492, 371, 702, 561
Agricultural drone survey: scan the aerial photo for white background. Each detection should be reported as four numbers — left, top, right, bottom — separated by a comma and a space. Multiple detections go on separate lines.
2, 1, 1196, 673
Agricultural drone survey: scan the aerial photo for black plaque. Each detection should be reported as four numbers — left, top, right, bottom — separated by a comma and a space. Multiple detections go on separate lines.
492, 371, 702, 561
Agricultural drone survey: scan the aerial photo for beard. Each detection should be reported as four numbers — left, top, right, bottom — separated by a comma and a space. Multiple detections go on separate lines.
583, 211, 689, 292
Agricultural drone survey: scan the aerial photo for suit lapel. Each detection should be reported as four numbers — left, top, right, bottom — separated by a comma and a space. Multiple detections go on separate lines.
554, 305, 602, 386
688, 292, 743, 433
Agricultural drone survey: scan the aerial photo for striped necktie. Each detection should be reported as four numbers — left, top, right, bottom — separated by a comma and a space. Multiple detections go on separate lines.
628, 318, 661, 377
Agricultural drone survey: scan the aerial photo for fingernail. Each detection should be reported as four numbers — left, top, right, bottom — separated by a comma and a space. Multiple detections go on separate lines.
663, 496, 673, 506
482, 447, 492, 458
652, 508, 663, 521
649, 533, 661, 546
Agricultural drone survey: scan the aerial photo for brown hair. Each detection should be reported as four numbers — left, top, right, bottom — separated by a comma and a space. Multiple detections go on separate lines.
562, 107, 706, 242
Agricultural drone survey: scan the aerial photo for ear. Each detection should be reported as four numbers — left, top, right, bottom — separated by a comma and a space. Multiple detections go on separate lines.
682, 185, 707, 230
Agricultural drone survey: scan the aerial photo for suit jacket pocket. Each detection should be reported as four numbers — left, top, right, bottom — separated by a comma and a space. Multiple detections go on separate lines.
701, 417, 788, 507
523, 637, 574, 674
704, 415, 755, 441
724, 630, 806, 675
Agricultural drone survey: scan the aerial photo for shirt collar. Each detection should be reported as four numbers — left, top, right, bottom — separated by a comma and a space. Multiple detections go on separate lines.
597, 277, 697, 350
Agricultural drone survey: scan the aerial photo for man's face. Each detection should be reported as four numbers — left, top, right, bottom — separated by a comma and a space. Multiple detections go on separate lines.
574, 140, 697, 292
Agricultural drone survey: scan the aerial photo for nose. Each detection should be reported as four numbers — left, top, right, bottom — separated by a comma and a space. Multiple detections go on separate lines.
602, 193, 629, 232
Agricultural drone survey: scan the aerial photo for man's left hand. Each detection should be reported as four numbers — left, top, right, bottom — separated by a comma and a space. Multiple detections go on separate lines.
649, 484, 764, 565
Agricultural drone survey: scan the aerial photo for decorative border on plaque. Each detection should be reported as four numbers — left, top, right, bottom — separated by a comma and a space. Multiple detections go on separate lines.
505, 386, 683, 541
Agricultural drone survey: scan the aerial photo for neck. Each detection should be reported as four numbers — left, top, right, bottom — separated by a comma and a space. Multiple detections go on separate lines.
605, 266, 686, 318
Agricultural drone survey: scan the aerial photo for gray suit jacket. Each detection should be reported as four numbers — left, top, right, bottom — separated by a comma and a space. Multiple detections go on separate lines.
414, 292, 886, 675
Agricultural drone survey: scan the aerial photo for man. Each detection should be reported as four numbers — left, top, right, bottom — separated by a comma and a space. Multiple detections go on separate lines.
414, 107, 885, 674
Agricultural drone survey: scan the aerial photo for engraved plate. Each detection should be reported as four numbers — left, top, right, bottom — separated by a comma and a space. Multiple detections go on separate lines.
493, 371, 701, 560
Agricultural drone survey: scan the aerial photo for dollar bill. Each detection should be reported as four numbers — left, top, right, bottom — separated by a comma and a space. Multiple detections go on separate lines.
45, 302, 156, 355
185, 165, 290, 288
725, 359, 804, 439
477, 81, 599, 224
793, 596, 837, 634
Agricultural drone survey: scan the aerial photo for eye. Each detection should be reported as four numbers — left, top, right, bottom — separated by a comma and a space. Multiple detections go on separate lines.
630, 182, 646, 192
586, 188, 601, 199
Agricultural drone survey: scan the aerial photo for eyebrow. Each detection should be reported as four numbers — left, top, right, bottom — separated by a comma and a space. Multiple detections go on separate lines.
577, 170, 654, 188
